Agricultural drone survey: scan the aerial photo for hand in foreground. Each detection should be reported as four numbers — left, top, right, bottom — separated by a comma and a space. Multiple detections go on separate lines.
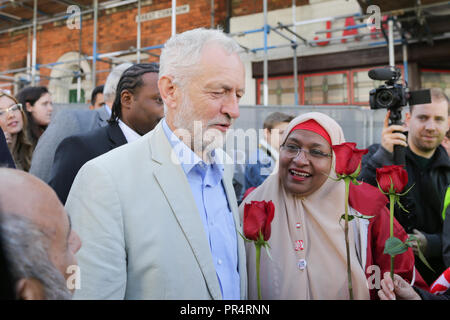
378, 272, 421, 300
408, 229, 428, 256
381, 111, 408, 153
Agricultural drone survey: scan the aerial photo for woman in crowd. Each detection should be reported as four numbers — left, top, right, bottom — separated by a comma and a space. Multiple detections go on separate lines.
0, 91, 33, 171
240, 112, 428, 299
16, 86, 53, 148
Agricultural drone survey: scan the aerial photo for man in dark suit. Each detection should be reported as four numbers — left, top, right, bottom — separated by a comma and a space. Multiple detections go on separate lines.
0, 127, 15, 169
29, 62, 132, 183
49, 63, 163, 204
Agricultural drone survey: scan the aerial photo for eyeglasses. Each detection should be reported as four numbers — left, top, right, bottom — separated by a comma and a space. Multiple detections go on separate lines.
0, 103, 22, 117
280, 143, 332, 160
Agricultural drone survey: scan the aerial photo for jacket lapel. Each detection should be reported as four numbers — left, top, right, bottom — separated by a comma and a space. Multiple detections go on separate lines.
106, 122, 128, 149
96, 106, 110, 127
221, 161, 248, 299
150, 123, 222, 300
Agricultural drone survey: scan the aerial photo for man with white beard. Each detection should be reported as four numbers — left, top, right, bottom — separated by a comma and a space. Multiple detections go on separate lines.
65, 28, 248, 300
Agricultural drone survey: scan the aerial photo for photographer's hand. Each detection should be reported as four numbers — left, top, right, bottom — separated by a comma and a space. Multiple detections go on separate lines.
381, 111, 408, 153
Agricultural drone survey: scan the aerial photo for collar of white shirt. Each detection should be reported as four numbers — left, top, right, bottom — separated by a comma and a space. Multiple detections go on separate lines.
118, 119, 141, 143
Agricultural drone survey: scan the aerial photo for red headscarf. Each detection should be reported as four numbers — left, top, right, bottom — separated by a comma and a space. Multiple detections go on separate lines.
289, 119, 332, 146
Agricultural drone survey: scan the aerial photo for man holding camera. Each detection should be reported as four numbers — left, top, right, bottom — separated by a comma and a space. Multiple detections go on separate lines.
360, 88, 450, 285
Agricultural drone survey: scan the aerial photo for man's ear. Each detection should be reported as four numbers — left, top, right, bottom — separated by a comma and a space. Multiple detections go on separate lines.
404, 112, 411, 129
120, 90, 133, 110
25, 102, 33, 113
15, 278, 46, 300
158, 75, 178, 111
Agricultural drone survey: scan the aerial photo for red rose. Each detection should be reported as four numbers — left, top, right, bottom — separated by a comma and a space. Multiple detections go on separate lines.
332, 142, 369, 176
243, 200, 275, 241
376, 165, 408, 193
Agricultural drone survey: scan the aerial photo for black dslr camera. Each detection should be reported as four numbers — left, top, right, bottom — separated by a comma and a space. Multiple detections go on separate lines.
368, 67, 431, 164
369, 67, 431, 124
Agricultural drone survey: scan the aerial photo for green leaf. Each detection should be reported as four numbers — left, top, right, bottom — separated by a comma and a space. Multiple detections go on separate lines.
407, 236, 435, 273
351, 179, 363, 186
350, 163, 362, 179
395, 197, 410, 213
376, 180, 389, 196
339, 213, 355, 224
354, 213, 375, 220
398, 183, 415, 197
263, 243, 273, 261
237, 230, 252, 243
384, 236, 408, 256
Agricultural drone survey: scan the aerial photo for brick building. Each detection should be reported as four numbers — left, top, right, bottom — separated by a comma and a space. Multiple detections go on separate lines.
0, 0, 449, 106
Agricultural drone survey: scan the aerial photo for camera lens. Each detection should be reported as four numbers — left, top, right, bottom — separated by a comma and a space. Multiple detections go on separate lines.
376, 89, 394, 108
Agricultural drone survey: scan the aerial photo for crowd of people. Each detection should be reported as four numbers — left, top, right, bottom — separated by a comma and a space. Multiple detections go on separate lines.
0, 27, 449, 300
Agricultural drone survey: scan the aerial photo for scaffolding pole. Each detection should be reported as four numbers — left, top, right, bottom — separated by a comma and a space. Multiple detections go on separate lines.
262, 0, 268, 106
137, 0, 141, 63
292, 0, 298, 105
31, 0, 37, 86
171, 0, 176, 36
92, 0, 98, 89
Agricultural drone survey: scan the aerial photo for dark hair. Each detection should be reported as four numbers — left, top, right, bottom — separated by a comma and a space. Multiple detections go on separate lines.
109, 63, 159, 123
16, 86, 49, 147
263, 112, 295, 130
91, 85, 104, 106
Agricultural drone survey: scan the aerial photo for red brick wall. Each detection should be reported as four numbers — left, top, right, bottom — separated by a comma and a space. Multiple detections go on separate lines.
0, 0, 306, 93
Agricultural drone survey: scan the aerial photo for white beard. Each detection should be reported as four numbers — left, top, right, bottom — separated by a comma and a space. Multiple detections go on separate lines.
171, 93, 230, 163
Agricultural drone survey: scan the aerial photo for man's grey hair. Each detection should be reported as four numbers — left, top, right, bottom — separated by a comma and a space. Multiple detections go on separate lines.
0, 213, 72, 300
159, 28, 241, 89
103, 62, 133, 103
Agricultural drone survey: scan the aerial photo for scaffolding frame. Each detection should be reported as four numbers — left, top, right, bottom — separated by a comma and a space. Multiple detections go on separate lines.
0, 0, 449, 103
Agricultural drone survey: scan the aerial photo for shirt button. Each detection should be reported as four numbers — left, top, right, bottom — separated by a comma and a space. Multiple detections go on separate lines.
218, 259, 222, 265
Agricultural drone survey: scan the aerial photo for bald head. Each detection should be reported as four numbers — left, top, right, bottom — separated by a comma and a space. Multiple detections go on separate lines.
0, 168, 65, 232
0, 168, 81, 299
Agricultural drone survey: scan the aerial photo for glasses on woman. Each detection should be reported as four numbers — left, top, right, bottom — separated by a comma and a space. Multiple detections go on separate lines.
280, 143, 332, 160
0, 103, 22, 117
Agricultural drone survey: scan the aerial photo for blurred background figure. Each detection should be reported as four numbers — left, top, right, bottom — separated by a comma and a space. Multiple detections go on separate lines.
0, 91, 33, 171
0, 127, 15, 169
0, 168, 81, 300
16, 86, 53, 149
49, 63, 163, 204
244, 111, 294, 191
89, 85, 104, 110
29, 62, 131, 183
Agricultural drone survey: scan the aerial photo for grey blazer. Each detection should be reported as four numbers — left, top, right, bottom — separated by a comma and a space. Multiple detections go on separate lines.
65, 122, 247, 299
29, 107, 109, 183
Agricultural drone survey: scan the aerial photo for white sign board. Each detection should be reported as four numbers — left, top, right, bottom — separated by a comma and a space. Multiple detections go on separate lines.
136, 4, 190, 23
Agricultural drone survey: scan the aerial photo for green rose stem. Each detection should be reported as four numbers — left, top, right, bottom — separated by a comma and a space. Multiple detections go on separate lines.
255, 242, 262, 300
343, 177, 354, 300
389, 194, 395, 280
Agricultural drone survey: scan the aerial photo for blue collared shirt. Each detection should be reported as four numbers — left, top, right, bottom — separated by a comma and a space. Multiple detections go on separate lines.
162, 119, 240, 299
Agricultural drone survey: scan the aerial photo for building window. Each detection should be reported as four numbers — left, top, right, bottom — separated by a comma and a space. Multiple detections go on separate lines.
420, 69, 450, 97
303, 71, 349, 105
255, 66, 409, 106
257, 76, 300, 105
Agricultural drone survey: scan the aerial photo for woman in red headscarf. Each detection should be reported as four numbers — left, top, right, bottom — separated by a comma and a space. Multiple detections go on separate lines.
239, 112, 428, 300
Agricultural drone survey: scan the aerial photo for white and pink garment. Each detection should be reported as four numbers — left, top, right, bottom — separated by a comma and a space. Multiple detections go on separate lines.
430, 267, 450, 295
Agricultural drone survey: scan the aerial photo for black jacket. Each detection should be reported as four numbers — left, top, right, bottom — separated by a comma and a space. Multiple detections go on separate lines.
49, 122, 127, 204
359, 143, 450, 285
443, 206, 450, 268
0, 127, 15, 169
